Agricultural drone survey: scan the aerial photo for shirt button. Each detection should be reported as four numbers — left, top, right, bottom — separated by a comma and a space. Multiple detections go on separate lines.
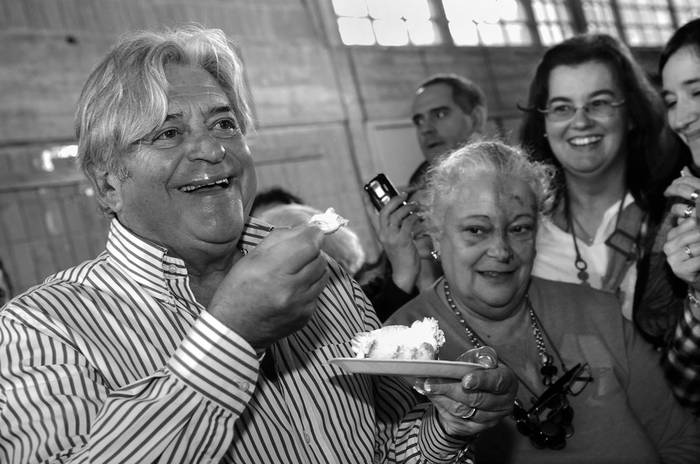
237, 381, 249, 391
303, 431, 311, 444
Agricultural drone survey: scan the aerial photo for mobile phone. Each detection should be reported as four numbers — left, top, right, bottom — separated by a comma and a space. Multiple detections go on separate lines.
364, 173, 402, 211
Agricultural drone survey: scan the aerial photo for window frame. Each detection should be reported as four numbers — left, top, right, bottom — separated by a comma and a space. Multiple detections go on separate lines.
325, 0, 694, 49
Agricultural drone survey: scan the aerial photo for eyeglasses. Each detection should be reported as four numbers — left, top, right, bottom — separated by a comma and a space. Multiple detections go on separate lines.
513, 363, 593, 450
538, 98, 625, 122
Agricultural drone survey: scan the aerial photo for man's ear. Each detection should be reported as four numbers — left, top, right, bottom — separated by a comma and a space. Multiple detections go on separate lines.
469, 105, 488, 135
91, 168, 124, 215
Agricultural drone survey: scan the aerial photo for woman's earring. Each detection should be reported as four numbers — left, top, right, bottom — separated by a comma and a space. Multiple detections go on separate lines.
430, 249, 440, 261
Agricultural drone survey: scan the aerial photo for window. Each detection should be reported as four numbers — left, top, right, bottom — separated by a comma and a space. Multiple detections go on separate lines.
531, 0, 576, 45
581, 0, 680, 46
442, 0, 533, 46
580, 0, 620, 38
671, 0, 700, 27
332, 0, 440, 46
617, 0, 674, 46
331, 0, 696, 48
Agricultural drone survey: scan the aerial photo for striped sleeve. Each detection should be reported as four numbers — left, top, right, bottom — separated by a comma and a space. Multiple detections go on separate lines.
0, 304, 259, 463
373, 378, 473, 464
418, 407, 475, 463
663, 301, 700, 413
169, 311, 259, 412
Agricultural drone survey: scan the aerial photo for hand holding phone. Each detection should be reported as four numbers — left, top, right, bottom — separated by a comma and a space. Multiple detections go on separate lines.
364, 173, 424, 292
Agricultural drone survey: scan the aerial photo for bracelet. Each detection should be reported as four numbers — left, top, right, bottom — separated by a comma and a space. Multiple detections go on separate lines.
687, 288, 700, 307
455, 446, 476, 464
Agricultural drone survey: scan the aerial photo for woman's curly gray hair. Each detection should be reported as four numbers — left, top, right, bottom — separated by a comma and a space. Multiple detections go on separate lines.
424, 140, 556, 235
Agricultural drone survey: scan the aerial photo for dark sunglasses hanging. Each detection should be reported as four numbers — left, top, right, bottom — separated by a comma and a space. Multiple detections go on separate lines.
512, 363, 593, 450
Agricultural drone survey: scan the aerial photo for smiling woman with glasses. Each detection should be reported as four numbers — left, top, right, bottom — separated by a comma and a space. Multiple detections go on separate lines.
519, 33, 686, 351
387, 140, 700, 463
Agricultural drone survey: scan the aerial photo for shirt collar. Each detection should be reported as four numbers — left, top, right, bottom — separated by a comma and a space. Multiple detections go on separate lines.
105, 217, 273, 301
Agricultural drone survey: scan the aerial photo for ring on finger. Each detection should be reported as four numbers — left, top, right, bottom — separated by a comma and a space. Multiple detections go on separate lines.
685, 245, 694, 259
683, 204, 695, 219
460, 407, 477, 420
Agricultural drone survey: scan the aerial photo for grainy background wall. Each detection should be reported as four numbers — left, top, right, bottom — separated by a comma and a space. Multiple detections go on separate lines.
0, 0, 662, 294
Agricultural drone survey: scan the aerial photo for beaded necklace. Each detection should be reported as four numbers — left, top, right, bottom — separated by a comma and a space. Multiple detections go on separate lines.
443, 280, 594, 450
443, 280, 562, 388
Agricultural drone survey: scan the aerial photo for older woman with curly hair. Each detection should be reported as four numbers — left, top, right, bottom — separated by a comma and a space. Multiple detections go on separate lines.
388, 140, 700, 463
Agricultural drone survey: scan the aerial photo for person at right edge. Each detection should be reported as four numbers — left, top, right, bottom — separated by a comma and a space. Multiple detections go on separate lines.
658, 17, 700, 414
519, 33, 686, 349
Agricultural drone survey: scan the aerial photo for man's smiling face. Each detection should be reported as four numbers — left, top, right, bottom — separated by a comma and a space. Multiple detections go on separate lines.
110, 64, 257, 259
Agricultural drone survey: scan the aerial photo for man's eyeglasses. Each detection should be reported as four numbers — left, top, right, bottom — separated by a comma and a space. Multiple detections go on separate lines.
538, 98, 625, 122
512, 363, 593, 450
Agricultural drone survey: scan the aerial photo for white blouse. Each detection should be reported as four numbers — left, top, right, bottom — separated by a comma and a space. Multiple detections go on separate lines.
533, 193, 636, 319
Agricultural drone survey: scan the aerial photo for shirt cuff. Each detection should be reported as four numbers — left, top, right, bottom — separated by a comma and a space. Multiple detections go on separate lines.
168, 311, 259, 413
419, 405, 476, 463
687, 300, 700, 325
676, 303, 700, 365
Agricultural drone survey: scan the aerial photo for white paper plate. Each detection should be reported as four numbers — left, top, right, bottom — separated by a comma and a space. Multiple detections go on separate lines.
328, 358, 483, 379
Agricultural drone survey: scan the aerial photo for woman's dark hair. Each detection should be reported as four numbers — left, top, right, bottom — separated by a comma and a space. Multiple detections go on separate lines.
519, 34, 668, 221
657, 18, 700, 173
658, 18, 700, 77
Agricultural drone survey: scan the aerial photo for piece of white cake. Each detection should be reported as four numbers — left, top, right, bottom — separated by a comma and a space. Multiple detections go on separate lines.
351, 317, 445, 360
308, 207, 349, 234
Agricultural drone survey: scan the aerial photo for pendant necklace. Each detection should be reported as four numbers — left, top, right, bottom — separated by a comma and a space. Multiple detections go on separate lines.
443, 280, 563, 388
564, 193, 590, 285
564, 192, 626, 286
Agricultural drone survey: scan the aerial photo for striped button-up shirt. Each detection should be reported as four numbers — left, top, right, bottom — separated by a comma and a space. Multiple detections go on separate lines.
0, 218, 472, 463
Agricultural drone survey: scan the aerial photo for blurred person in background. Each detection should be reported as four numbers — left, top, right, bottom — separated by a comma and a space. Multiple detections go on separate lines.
412, 73, 488, 166
361, 166, 443, 320
362, 74, 488, 320
258, 202, 366, 278
250, 185, 303, 217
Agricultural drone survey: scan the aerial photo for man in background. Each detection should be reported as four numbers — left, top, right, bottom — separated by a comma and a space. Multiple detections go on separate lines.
363, 75, 488, 318
411, 73, 488, 169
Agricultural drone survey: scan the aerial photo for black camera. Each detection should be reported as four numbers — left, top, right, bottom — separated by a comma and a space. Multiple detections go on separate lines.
363, 173, 402, 211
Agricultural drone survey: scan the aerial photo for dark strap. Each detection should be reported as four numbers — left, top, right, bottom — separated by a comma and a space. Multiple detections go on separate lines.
602, 202, 646, 293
